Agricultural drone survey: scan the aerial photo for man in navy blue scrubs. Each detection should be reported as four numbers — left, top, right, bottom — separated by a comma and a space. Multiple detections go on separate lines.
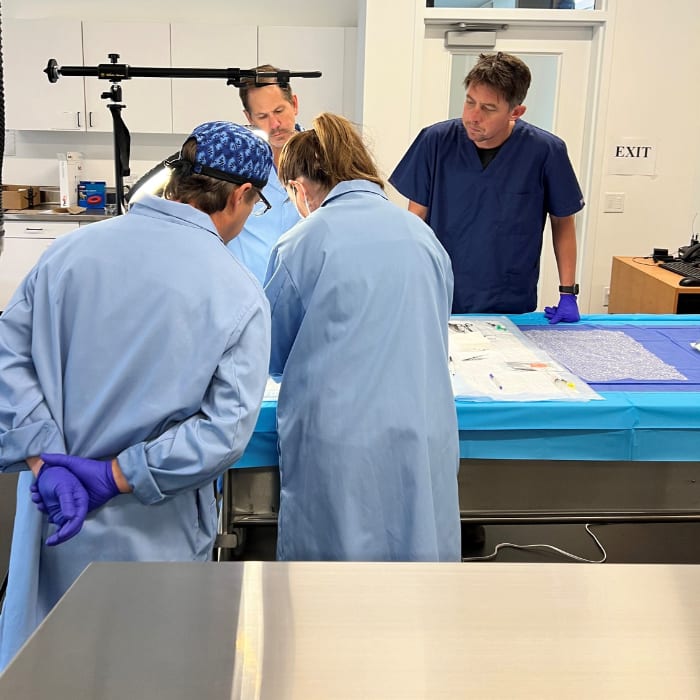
390, 51, 585, 324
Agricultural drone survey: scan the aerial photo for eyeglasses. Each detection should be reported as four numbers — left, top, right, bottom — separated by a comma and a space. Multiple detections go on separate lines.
252, 188, 272, 216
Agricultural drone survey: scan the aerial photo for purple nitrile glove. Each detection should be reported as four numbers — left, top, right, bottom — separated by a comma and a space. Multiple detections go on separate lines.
40, 453, 121, 512
32, 465, 89, 546
30, 482, 50, 516
544, 294, 580, 324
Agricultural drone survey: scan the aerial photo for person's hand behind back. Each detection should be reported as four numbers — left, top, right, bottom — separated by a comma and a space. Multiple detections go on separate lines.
31, 466, 89, 546
40, 453, 121, 511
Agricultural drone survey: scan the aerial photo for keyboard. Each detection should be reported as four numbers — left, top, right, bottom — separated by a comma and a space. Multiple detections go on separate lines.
659, 260, 700, 280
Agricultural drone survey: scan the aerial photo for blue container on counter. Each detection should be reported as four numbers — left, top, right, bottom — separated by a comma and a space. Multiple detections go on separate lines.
78, 181, 106, 209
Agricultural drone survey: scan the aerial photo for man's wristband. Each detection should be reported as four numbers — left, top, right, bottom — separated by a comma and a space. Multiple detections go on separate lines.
559, 284, 579, 295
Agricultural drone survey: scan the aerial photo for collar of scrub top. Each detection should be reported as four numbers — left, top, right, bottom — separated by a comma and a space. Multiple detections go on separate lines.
320, 179, 388, 207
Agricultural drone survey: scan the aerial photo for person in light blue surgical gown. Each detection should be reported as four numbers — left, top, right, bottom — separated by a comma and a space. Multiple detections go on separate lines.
265, 112, 461, 562
0, 121, 273, 670
226, 64, 302, 283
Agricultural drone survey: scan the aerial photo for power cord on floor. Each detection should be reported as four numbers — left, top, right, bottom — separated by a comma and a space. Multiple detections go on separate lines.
462, 523, 607, 563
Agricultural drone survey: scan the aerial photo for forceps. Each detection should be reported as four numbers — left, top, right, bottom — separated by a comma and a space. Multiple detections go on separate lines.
449, 321, 475, 333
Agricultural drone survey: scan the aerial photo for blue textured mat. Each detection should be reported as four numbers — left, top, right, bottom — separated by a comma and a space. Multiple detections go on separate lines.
519, 324, 700, 392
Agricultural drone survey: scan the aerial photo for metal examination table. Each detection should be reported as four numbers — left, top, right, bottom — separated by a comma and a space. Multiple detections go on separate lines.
219, 313, 700, 555
1, 560, 700, 698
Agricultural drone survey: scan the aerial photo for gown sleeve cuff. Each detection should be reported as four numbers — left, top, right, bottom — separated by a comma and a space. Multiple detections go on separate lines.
116, 443, 166, 505
0, 422, 64, 472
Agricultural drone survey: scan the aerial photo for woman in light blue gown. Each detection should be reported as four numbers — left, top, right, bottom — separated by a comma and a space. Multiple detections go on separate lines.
264, 113, 461, 562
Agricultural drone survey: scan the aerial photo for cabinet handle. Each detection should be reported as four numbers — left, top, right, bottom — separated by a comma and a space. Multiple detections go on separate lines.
77, 111, 81, 128
89, 112, 93, 128
25, 228, 45, 232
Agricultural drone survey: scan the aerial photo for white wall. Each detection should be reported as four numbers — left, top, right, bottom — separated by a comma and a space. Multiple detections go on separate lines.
583, 0, 700, 311
2, 0, 358, 187
357, 0, 421, 187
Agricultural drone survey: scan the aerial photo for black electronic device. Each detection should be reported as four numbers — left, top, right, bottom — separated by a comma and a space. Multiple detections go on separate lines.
679, 277, 700, 287
558, 283, 579, 295
679, 241, 700, 263
660, 260, 700, 281
652, 247, 674, 263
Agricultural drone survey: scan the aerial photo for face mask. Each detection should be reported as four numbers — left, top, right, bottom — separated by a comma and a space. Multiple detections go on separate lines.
300, 190, 312, 218
288, 182, 313, 219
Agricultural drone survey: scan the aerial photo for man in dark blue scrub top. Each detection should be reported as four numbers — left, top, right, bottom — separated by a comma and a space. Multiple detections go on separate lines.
390, 51, 585, 324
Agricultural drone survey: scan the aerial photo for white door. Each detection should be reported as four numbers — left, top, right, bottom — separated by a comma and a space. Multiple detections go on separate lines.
419, 23, 596, 310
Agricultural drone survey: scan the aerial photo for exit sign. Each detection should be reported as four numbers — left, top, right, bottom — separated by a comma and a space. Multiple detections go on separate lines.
608, 137, 657, 176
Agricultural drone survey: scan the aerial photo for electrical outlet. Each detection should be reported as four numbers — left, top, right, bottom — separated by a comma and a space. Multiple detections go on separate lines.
602, 286, 610, 307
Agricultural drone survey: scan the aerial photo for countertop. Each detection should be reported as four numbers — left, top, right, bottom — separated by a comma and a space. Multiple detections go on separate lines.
3, 206, 112, 224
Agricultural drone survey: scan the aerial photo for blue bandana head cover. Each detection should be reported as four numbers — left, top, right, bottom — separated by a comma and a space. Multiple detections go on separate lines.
187, 121, 273, 189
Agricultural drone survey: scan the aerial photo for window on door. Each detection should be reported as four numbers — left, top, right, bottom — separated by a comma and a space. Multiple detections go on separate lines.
427, 1, 597, 8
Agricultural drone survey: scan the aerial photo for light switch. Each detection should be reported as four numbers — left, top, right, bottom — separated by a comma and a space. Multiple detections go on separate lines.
604, 192, 625, 213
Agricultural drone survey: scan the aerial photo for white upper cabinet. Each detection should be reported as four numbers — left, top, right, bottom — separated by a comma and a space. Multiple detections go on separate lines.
81, 22, 172, 134
5, 19, 172, 133
4, 22, 357, 134
5, 19, 86, 131
170, 24, 257, 134
257, 26, 357, 126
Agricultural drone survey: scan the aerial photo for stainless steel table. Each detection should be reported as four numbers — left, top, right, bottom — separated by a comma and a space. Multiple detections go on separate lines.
1, 561, 700, 698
